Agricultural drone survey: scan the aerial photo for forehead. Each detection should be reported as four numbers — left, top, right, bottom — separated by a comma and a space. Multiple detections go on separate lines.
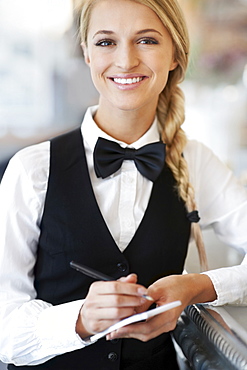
87, 0, 166, 37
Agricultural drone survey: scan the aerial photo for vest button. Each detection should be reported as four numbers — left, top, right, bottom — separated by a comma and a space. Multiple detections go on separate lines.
117, 262, 127, 272
108, 352, 118, 362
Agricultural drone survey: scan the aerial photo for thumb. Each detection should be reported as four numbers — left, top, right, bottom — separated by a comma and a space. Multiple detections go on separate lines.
118, 273, 138, 283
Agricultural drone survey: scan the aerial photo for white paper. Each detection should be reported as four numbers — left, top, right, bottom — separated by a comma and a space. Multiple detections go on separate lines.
86, 300, 181, 344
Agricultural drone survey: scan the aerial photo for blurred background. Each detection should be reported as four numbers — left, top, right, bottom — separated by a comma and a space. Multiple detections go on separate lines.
0, 0, 247, 180
181, 0, 247, 182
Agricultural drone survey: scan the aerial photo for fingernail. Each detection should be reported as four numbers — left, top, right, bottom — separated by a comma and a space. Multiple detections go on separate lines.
138, 287, 148, 296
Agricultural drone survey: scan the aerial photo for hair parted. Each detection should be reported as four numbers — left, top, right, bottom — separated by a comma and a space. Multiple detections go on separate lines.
74, 0, 208, 271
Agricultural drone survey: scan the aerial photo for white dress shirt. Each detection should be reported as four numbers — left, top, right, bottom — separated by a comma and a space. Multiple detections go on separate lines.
0, 105, 247, 366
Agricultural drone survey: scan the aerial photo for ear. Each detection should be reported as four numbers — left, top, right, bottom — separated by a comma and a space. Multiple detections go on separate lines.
81, 42, 90, 65
169, 59, 178, 71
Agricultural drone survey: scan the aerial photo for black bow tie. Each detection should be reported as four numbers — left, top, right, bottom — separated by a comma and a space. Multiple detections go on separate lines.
93, 137, 166, 182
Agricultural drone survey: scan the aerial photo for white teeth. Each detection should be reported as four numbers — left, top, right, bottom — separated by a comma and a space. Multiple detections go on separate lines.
113, 77, 143, 84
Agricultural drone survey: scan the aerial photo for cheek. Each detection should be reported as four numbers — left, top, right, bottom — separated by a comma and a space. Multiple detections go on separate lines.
90, 71, 102, 94
89, 63, 110, 96
154, 65, 170, 93
150, 52, 171, 74
89, 54, 109, 82
89, 63, 102, 85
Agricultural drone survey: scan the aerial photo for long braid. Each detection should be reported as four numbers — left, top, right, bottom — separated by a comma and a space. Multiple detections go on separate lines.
158, 75, 209, 271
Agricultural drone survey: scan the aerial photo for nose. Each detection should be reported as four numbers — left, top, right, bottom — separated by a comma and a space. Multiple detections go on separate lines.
115, 42, 139, 70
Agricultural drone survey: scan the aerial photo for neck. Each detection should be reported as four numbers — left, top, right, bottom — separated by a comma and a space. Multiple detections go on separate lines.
94, 101, 157, 144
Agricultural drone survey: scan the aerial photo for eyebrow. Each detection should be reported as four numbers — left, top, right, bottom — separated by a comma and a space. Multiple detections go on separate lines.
92, 28, 163, 39
136, 29, 163, 36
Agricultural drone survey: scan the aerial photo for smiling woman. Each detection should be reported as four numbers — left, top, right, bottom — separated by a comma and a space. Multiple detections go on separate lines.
81, 0, 178, 141
1, 1, 247, 370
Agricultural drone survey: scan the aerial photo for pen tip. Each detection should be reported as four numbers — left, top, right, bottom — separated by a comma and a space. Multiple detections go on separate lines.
143, 295, 154, 301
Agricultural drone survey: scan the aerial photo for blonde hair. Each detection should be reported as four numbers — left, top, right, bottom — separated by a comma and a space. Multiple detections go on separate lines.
76, 0, 208, 271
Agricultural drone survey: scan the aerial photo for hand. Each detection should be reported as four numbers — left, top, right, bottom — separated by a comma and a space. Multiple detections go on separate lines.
106, 273, 216, 342
76, 274, 149, 339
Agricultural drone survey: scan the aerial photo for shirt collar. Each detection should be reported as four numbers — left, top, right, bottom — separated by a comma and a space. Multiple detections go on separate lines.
81, 105, 161, 152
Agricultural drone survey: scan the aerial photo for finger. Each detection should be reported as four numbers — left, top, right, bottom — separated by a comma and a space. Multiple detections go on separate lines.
134, 299, 152, 314
106, 320, 169, 342
106, 309, 179, 341
87, 306, 138, 321
80, 301, 138, 334
85, 293, 146, 310
82, 307, 138, 334
89, 280, 149, 299
109, 319, 176, 341
118, 273, 137, 283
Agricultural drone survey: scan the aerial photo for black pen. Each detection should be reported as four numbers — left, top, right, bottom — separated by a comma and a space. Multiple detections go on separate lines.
70, 261, 153, 301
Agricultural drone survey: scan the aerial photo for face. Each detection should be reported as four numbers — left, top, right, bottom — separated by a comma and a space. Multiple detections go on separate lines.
82, 0, 177, 115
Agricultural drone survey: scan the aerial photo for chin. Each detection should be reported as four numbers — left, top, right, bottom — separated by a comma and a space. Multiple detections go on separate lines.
111, 98, 149, 112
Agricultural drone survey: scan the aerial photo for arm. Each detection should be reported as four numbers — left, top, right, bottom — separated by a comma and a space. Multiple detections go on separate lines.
0, 148, 150, 365
0, 145, 84, 366
106, 273, 216, 342
106, 259, 247, 342
184, 140, 247, 306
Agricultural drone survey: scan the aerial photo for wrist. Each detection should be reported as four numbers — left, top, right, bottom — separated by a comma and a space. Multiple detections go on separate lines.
75, 307, 92, 340
187, 273, 217, 305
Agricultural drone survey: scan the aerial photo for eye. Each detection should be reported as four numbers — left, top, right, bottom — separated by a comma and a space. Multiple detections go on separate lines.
138, 38, 159, 45
95, 39, 116, 47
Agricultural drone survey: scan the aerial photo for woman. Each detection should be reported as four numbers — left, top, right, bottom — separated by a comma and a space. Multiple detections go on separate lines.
0, 0, 247, 369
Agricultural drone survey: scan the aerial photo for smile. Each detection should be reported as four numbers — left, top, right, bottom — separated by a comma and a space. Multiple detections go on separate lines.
112, 77, 144, 85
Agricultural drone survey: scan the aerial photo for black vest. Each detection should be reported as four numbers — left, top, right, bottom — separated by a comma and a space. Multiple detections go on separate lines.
8, 129, 190, 370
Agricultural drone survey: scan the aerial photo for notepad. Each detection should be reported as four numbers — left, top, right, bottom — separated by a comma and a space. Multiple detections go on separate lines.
83, 300, 181, 345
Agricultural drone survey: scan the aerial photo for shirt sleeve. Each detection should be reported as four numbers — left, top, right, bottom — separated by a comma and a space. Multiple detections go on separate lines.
0, 143, 85, 366
184, 140, 247, 306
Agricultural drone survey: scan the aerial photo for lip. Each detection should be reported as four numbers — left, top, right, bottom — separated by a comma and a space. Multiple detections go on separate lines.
109, 73, 147, 79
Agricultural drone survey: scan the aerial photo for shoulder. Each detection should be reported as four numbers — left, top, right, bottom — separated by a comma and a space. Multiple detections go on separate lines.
183, 139, 228, 179
184, 139, 215, 164
183, 139, 247, 227
10, 141, 50, 178
0, 141, 51, 223
4, 141, 51, 196
182, 139, 239, 205
16, 141, 50, 162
